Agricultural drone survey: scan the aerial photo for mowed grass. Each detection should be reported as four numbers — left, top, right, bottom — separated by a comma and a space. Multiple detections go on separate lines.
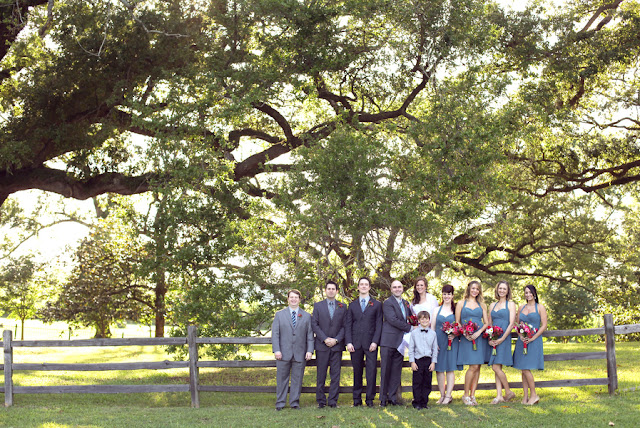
0, 341, 639, 427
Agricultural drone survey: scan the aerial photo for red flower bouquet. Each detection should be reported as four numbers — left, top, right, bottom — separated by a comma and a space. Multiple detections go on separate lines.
441, 321, 463, 350
408, 315, 419, 326
482, 325, 504, 355
463, 320, 479, 350
517, 321, 538, 354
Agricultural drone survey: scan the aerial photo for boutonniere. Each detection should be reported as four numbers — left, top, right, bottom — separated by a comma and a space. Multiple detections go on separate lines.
338, 303, 344, 308
298, 313, 302, 317
405, 302, 411, 309
369, 301, 374, 307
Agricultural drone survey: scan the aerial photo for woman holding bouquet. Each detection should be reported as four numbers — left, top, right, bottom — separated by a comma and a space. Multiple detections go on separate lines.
487, 280, 517, 404
513, 285, 547, 405
455, 280, 489, 405
431, 284, 462, 405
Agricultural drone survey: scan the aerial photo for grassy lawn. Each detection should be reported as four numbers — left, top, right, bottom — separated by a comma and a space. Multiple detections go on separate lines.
1, 341, 639, 427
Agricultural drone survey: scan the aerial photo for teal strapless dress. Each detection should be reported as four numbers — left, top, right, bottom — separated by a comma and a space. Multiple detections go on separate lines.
456, 301, 488, 365
434, 307, 462, 372
488, 301, 513, 366
513, 304, 544, 370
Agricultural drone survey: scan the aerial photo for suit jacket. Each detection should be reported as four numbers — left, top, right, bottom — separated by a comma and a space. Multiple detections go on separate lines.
380, 296, 412, 348
345, 297, 383, 350
272, 307, 314, 362
312, 299, 347, 352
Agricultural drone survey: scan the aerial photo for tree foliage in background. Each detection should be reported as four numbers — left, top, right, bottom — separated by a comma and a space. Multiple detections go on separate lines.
40, 218, 150, 338
1, 0, 640, 341
0, 254, 43, 339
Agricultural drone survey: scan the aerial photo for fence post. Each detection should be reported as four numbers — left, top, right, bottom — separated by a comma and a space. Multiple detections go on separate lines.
604, 314, 618, 395
3, 330, 14, 407
187, 325, 200, 408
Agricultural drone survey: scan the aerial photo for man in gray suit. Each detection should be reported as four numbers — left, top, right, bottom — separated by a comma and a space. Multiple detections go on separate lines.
272, 289, 314, 410
312, 280, 347, 408
379, 279, 412, 406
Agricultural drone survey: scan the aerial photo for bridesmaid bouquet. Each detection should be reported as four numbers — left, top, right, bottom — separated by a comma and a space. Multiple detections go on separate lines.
517, 321, 538, 354
462, 320, 479, 350
441, 321, 463, 350
408, 315, 418, 326
482, 325, 504, 355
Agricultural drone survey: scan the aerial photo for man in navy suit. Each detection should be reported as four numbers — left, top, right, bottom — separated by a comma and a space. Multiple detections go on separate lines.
345, 277, 383, 407
312, 280, 347, 408
379, 279, 412, 406
272, 289, 314, 410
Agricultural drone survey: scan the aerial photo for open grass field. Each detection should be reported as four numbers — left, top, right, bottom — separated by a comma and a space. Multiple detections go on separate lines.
1, 341, 639, 427
0, 317, 157, 340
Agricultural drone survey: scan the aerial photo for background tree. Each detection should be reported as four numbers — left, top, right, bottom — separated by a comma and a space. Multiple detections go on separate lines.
40, 218, 150, 338
2, 0, 640, 340
0, 255, 43, 339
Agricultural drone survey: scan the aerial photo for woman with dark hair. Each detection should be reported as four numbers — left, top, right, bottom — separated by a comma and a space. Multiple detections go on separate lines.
487, 280, 517, 404
513, 285, 548, 405
411, 276, 438, 320
455, 280, 489, 406
431, 284, 461, 405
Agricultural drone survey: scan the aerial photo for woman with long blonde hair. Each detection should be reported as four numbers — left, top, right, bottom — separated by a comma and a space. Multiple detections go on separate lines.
455, 280, 489, 405
487, 280, 517, 403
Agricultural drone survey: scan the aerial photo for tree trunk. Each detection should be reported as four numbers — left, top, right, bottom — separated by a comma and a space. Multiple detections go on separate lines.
20, 317, 25, 340
94, 318, 111, 338
154, 268, 166, 337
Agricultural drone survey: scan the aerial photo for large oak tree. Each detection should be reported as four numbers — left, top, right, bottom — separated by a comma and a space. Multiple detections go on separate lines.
1, 0, 639, 333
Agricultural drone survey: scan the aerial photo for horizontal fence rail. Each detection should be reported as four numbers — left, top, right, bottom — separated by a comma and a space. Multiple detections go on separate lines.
1, 315, 638, 407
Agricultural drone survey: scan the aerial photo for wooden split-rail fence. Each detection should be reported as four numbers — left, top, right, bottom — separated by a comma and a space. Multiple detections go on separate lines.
2, 314, 638, 407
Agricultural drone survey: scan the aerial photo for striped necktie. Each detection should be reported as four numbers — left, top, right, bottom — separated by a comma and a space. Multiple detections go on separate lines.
292, 310, 296, 328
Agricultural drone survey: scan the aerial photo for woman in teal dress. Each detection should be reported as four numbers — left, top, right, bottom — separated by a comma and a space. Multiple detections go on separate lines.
513, 285, 548, 405
487, 280, 517, 404
431, 284, 462, 405
455, 280, 489, 406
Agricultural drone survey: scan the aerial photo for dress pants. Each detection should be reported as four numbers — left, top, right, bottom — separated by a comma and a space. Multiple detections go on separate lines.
412, 356, 433, 408
276, 358, 306, 408
315, 350, 342, 406
350, 347, 378, 404
379, 345, 404, 404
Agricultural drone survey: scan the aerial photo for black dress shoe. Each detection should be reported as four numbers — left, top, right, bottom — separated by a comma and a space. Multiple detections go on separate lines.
413, 405, 422, 410
291, 405, 300, 409
366, 401, 374, 407
353, 401, 363, 407
328, 404, 338, 408
318, 404, 326, 409
276, 407, 283, 411
380, 402, 387, 407
389, 400, 399, 406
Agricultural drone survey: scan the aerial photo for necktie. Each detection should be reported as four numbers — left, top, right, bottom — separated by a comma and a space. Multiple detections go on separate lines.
361, 299, 366, 312
421, 329, 428, 333
400, 300, 406, 318
292, 311, 297, 328
328, 301, 334, 319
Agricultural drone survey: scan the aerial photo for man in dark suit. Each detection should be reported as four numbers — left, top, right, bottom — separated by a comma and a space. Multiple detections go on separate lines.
379, 279, 412, 406
272, 289, 314, 410
345, 277, 383, 407
312, 280, 347, 408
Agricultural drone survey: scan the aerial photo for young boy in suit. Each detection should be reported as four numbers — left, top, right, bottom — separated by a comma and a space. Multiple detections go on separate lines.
408, 310, 438, 409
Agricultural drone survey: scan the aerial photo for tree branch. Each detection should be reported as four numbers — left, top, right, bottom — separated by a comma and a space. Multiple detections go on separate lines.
0, 167, 155, 201
577, 0, 623, 35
